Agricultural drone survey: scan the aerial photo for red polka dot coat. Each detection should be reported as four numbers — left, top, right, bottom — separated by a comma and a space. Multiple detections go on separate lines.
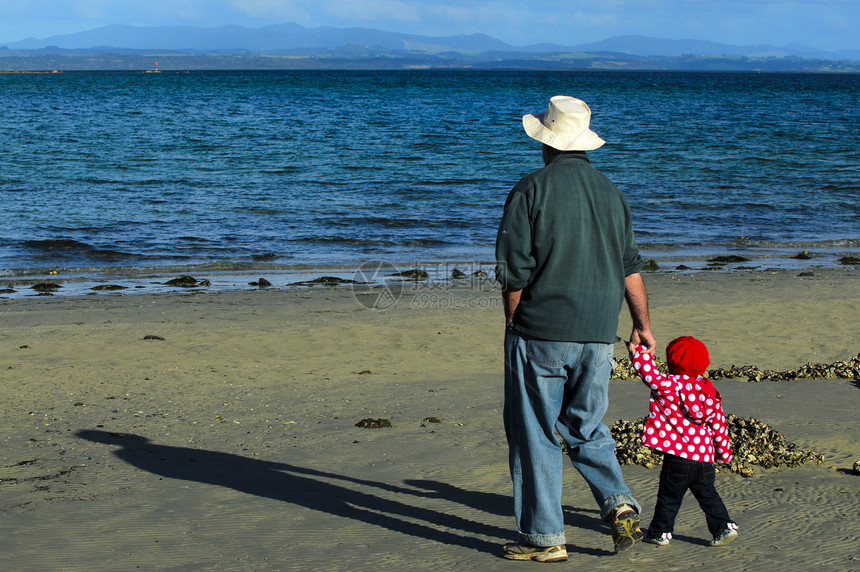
631, 346, 733, 464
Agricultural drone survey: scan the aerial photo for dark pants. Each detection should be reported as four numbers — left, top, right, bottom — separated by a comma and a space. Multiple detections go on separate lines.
648, 453, 733, 538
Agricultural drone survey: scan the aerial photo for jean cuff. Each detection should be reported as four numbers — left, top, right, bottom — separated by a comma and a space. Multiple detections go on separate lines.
600, 494, 641, 522
518, 531, 566, 547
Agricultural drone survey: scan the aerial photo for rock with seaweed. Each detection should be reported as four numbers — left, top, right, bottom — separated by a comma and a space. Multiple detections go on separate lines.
708, 353, 860, 381
612, 353, 860, 382
718, 414, 824, 476
611, 355, 668, 380
609, 415, 824, 477
609, 418, 664, 468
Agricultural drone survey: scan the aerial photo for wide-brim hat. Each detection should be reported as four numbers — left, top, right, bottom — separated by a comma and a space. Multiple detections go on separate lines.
522, 95, 605, 151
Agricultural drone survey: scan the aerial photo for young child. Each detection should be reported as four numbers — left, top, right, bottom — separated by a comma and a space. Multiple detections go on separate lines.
630, 336, 739, 547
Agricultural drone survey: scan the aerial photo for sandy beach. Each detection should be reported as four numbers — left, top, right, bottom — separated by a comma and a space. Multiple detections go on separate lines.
1, 268, 858, 571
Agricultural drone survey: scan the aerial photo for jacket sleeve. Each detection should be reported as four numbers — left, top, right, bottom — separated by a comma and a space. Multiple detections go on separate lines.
495, 185, 535, 291
619, 194, 644, 277
631, 345, 678, 397
712, 402, 733, 464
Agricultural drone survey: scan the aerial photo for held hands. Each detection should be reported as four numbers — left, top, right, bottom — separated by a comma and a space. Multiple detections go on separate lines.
628, 327, 656, 355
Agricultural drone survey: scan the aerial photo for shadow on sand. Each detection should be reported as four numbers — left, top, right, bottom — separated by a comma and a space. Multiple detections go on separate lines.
76, 429, 514, 555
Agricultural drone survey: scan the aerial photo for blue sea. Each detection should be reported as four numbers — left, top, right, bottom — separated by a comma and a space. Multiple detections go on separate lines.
1, 70, 858, 295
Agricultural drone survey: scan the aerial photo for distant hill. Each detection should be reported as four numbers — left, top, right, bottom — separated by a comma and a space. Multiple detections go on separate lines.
4, 23, 518, 53
1, 24, 858, 71
5, 24, 859, 59
568, 35, 856, 59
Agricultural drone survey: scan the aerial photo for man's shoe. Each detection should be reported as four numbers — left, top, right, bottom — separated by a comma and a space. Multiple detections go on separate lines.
709, 523, 739, 547
611, 504, 643, 552
501, 542, 568, 562
644, 532, 672, 546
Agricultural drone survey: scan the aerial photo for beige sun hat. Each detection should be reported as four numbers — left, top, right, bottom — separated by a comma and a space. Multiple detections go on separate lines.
522, 95, 605, 150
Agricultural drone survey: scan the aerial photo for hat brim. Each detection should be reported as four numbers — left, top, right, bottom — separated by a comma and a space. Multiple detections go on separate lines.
523, 112, 605, 151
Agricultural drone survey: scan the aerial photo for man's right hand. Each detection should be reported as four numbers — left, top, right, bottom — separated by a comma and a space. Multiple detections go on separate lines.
502, 288, 523, 324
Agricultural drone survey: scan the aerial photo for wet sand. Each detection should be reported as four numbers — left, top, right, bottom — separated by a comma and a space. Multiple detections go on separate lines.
1, 268, 858, 571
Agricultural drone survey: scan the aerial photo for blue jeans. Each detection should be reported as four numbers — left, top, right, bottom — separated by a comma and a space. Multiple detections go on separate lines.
504, 327, 640, 547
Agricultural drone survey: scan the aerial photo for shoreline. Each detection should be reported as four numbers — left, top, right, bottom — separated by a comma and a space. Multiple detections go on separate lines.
2, 254, 858, 301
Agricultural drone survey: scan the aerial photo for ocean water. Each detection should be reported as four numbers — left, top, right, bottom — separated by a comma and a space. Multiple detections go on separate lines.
1, 70, 858, 294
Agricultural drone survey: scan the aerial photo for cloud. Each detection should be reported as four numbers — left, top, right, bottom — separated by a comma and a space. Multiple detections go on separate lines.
229, 0, 312, 24
318, 0, 422, 23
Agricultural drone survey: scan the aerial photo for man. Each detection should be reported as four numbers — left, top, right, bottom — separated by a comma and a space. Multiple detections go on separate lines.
496, 95, 656, 562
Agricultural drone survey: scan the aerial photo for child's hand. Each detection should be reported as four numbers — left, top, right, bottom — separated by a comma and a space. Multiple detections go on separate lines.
628, 343, 648, 358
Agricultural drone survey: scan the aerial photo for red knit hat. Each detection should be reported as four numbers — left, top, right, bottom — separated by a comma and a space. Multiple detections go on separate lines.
665, 336, 710, 377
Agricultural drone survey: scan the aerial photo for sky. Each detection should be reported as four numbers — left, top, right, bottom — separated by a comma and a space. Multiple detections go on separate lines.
1, 0, 857, 51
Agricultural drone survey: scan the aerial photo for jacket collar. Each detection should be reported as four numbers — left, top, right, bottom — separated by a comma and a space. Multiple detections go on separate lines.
545, 150, 591, 166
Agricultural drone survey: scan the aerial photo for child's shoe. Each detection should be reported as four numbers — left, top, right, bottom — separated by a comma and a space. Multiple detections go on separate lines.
644, 532, 672, 546
709, 522, 739, 547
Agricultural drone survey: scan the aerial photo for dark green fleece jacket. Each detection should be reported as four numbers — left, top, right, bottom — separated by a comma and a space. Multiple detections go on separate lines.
495, 151, 643, 342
